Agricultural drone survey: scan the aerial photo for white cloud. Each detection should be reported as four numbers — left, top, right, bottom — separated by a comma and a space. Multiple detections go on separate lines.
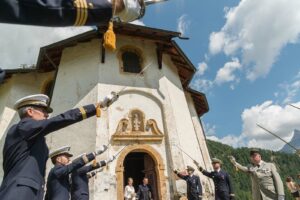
241, 101, 300, 150
208, 101, 300, 151
191, 62, 212, 92
191, 79, 214, 93
209, 0, 300, 80
207, 135, 246, 148
209, 32, 225, 55
191, 59, 242, 91
215, 58, 241, 85
203, 123, 216, 136
281, 80, 300, 104
177, 14, 191, 36
196, 62, 208, 76
274, 71, 300, 103
0, 24, 92, 69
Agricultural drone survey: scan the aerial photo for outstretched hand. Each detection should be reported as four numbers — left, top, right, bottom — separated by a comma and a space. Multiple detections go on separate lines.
99, 92, 119, 108
106, 155, 116, 164
193, 160, 200, 167
228, 156, 236, 163
114, 0, 145, 22
95, 145, 108, 155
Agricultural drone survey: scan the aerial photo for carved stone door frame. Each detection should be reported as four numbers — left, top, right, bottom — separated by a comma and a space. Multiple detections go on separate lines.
115, 144, 167, 200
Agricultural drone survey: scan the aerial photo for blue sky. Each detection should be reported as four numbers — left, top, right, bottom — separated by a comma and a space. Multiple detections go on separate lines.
1, 0, 300, 150
142, 0, 300, 150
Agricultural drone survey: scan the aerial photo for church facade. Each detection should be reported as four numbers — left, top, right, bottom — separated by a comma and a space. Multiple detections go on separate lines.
0, 23, 214, 199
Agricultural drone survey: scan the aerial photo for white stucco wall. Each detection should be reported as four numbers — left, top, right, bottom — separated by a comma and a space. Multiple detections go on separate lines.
0, 33, 212, 199
45, 35, 212, 199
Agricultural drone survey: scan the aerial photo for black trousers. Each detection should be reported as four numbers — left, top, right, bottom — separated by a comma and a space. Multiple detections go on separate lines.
215, 191, 230, 200
71, 194, 89, 200
188, 193, 201, 200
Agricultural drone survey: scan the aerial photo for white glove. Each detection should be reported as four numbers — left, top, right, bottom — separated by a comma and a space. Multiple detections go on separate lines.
100, 92, 119, 108
106, 155, 116, 164
117, 0, 144, 22
95, 145, 108, 155
228, 156, 236, 164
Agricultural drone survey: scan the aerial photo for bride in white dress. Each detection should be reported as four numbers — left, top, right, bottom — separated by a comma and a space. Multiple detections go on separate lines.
124, 177, 136, 200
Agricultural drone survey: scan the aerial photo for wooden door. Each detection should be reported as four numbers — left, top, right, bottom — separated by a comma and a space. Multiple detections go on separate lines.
143, 154, 158, 200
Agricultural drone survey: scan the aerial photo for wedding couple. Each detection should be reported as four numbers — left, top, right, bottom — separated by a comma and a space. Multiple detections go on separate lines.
124, 177, 153, 200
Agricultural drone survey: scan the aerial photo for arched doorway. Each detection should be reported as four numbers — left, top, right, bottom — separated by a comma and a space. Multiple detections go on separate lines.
123, 152, 158, 200
115, 144, 167, 200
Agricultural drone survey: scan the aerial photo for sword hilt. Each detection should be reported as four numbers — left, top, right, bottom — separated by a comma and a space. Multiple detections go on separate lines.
100, 91, 119, 108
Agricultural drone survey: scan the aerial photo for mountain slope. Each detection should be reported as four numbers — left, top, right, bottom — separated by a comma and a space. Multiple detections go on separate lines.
281, 129, 300, 153
206, 139, 300, 200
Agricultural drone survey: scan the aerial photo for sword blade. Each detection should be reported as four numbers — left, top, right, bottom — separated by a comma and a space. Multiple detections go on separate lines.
257, 124, 299, 151
114, 145, 129, 157
144, 0, 169, 6
289, 104, 300, 110
176, 145, 197, 162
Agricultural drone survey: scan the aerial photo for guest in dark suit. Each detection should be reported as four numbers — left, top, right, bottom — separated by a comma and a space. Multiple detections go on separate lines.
174, 166, 202, 200
136, 177, 153, 200
197, 158, 234, 200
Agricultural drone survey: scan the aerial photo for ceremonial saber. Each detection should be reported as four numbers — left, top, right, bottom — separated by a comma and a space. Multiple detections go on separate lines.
114, 144, 130, 157
256, 124, 299, 152
117, 62, 152, 94
144, 0, 169, 6
176, 144, 198, 163
88, 168, 104, 179
99, 62, 152, 109
288, 104, 300, 110
105, 144, 129, 170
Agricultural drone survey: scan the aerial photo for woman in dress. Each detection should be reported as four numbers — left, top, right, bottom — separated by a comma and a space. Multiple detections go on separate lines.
286, 176, 300, 200
124, 177, 136, 200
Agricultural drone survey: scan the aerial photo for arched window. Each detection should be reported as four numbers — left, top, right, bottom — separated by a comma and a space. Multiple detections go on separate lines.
119, 47, 143, 74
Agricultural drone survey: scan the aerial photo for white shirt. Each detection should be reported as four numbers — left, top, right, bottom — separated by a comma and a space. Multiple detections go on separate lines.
286, 182, 299, 193
215, 168, 221, 173
124, 185, 136, 200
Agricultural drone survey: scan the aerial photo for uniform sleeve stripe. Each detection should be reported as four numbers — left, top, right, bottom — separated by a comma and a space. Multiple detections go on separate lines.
74, 0, 87, 26
79, 0, 88, 26
74, 0, 82, 26
82, 154, 89, 164
79, 107, 87, 119
78, 0, 85, 26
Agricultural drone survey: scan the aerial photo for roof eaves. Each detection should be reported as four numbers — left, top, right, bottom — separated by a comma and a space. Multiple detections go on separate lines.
171, 40, 196, 72
186, 87, 210, 116
112, 22, 181, 38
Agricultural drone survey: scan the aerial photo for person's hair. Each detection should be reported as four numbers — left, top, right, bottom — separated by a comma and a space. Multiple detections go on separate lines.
18, 106, 31, 119
286, 177, 293, 182
128, 177, 133, 183
51, 155, 59, 165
